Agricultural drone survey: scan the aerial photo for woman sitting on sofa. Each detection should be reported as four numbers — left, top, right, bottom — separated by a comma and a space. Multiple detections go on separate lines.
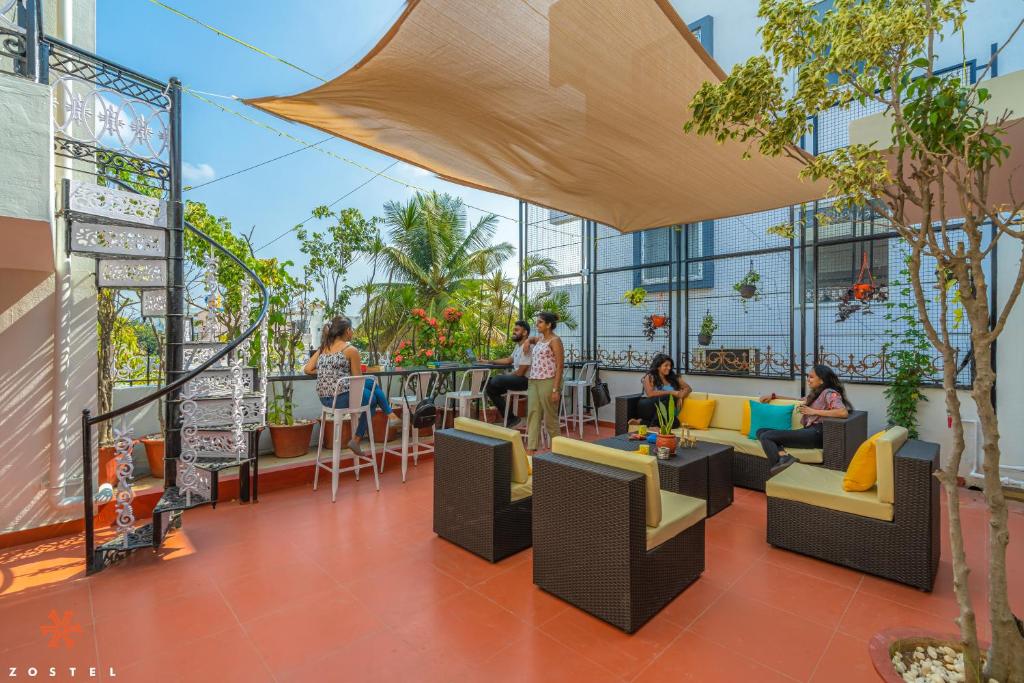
629, 353, 691, 428
757, 364, 851, 475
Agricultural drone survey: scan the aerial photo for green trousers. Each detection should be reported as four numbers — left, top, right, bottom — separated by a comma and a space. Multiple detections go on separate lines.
527, 377, 559, 450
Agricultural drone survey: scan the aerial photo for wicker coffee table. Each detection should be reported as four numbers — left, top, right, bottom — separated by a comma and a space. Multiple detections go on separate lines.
597, 435, 733, 516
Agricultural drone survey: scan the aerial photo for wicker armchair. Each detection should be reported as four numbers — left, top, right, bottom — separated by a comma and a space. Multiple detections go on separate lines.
432, 427, 532, 562
532, 449, 706, 633
614, 392, 868, 490
767, 432, 940, 591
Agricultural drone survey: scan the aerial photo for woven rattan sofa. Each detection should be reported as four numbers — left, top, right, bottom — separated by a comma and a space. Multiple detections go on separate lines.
532, 437, 706, 633
615, 391, 867, 491
766, 426, 940, 590
432, 417, 533, 562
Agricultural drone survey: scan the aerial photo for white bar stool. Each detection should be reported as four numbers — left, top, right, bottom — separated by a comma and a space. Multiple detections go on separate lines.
560, 362, 600, 436
442, 368, 491, 426
314, 375, 380, 502
382, 370, 439, 482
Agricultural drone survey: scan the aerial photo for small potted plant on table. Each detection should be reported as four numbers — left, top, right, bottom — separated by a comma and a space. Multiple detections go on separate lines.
653, 395, 678, 457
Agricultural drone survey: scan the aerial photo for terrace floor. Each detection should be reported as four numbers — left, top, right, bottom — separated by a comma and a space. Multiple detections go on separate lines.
1, 425, 1022, 683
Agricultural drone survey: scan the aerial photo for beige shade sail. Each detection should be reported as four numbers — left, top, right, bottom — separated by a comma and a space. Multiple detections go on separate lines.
247, 0, 828, 233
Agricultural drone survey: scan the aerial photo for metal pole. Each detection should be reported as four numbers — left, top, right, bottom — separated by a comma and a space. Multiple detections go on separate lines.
82, 410, 95, 574
164, 78, 184, 487
788, 205, 795, 380
683, 224, 691, 374
17, 0, 40, 81
518, 200, 525, 319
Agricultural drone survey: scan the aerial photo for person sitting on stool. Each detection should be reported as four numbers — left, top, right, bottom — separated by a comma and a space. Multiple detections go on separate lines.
485, 320, 533, 427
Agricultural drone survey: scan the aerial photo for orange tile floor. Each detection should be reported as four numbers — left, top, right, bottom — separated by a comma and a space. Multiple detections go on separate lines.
1, 426, 1022, 682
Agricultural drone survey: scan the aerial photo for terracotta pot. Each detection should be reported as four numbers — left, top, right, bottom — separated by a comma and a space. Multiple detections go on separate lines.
650, 314, 668, 328
852, 283, 874, 300
320, 411, 389, 448
268, 421, 316, 458
739, 284, 757, 299
869, 628, 985, 683
98, 445, 118, 485
697, 333, 712, 346
140, 437, 165, 479
655, 433, 678, 453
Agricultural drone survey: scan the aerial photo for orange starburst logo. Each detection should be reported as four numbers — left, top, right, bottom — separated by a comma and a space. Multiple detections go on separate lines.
39, 609, 82, 649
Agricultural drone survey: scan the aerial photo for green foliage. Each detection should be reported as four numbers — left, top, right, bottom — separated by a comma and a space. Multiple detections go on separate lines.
883, 265, 934, 439
654, 395, 676, 436
296, 206, 378, 318
623, 287, 647, 307
700, 311, 718, 338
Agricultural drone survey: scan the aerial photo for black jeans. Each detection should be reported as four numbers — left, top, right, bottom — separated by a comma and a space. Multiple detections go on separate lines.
756, 423, 823, 467
636, 396, 679, 428
486, 373, 529, 418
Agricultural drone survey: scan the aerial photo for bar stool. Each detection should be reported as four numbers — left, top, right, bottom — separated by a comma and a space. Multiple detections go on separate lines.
382, 370, 440, 482
442, 368, 491, 426
314, 375, 380, 502
504, 388, 550, 449
560, 362, 600, 436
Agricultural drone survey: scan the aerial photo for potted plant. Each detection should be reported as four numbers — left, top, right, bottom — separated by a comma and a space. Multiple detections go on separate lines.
653, 395, 678, 453
697, 310, 717, 346
265, 270, 317, 458
733, 262, 761, 300
641, 314, 671, 342
622, 287, 647, 307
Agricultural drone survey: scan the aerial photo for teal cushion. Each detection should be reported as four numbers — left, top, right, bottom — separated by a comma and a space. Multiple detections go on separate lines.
748, 401, 795, 439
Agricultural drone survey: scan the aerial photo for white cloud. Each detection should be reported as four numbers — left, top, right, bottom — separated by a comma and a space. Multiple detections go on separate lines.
399, 161, 432, 177
182, 162, 216, 185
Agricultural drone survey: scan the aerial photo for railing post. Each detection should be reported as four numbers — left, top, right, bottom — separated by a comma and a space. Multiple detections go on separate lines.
15, 0, 41, 81
164, 77, 184, 487
82, 409, 95, 574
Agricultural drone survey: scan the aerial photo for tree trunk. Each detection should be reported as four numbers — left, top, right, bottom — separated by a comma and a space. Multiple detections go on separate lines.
96, 291, 116, 445
972, 336, 1024, 682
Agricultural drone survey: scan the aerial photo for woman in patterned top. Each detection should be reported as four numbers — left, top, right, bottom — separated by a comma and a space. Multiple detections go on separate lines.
304, 317, 399, 458
523, 311, 564, 452
756, 364, 851, 475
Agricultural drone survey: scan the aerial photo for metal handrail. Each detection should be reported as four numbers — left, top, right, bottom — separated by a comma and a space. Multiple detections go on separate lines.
84, 209, 269, 426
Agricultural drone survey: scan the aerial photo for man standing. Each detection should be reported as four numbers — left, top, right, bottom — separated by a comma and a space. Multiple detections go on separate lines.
486, 320, 532, 427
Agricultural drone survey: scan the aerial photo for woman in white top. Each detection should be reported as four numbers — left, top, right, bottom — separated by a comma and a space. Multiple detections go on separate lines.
523, 312, 564, 452
304, 317, 399, 457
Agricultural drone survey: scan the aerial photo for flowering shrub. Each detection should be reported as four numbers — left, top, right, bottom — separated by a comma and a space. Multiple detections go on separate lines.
392, 307, 468, 366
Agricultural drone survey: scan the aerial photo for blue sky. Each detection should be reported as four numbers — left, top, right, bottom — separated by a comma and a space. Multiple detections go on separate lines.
96, 0, 522, 295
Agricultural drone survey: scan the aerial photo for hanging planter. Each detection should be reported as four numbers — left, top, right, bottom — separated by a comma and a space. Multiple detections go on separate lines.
733, 261, 761, 302
642, 314, 670, 342
835, 252, 889, 323
697, 310, 717, 346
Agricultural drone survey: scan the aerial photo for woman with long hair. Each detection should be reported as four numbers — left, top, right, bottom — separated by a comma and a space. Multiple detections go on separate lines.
303, 316, 399, 457
757, 364, 851, 475
524, 311, 564, 452
631, 353, 691, 428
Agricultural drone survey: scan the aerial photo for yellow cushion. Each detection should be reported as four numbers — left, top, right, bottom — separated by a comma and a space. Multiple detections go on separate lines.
679, 398, 716, 430
706, 394, 753, 431
511, 476, 532, 502
844, 430, 886, 491
739, 401, 751, 437
551, 436, 662, 527
676, 426, 823, 464
875, 426, 908, 504
454, 417, 530, 484
646, 491, 706, 550
767, 463, 894, 521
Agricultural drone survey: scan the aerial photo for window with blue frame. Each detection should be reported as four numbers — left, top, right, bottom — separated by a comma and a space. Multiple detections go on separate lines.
633, 222, 714, 291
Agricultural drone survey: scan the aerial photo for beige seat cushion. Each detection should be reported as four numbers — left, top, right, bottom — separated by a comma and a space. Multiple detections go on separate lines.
647, 491, 706, 550
767, 463, 894, 521
874, 426, 907, 504
454, 417, 530, 484
674, 426, 823, 464
551, 436, 662, 527
511, 476, 532, 502
705, 393, 752, 431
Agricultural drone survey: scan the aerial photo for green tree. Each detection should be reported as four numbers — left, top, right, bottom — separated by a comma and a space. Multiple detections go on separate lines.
684, 1, 1024, 678
296, 206, 377, 318
378, 191, 514, 314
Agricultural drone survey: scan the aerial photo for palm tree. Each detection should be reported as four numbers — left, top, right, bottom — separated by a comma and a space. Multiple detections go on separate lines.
378, 192, 514, 314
